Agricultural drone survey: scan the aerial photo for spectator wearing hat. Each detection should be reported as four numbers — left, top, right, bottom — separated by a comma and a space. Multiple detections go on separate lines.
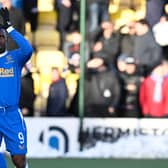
118, 57, 142, 118
84, 57, 121, 117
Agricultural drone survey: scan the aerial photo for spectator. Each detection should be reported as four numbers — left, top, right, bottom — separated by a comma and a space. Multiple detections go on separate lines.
23, 0, 38, 49
116, 54, 127, 74
19, 62, 36, 116
54, 0, 80, 50
0, 0, 25, 50
54, 0, 72, 50
63, 30, 90, 61
145, 0, 168, 28
133, 19, 162, 77
70, 0, 80, 31
116, 54, 127, 117
91, 21, 120, 70
118, 57, 142, 118
86, 0, 109, 34
64, 30, 81, 59
139, 62, 168, 118
119, 20, 136, 58
22, 0, 38, 32
153, 15, 168, 60
66, 58, 80, 117
46, 67, 68, 116
84, 57, 121, 117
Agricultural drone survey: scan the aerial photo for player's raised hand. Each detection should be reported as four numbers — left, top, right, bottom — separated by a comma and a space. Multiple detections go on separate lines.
0, 7, 11, 29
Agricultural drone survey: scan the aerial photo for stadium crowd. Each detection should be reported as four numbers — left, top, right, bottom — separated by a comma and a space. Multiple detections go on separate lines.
6, 0, 168, 118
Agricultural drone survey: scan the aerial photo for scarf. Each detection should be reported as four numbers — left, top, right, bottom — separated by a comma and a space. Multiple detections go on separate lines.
151, 73, 164, 102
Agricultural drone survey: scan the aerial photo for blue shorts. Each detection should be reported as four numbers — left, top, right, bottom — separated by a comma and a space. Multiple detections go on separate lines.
0, 107, 27, 155
0, 152, 7, 168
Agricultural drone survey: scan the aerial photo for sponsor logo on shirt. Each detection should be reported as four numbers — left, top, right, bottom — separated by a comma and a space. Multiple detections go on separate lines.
0, 67, 14, 77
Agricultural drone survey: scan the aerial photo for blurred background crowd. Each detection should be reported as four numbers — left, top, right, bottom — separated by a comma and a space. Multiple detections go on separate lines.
4, 0, 168, 118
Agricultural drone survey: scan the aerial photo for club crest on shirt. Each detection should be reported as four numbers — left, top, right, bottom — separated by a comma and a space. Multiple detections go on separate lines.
5, 55, 14, 64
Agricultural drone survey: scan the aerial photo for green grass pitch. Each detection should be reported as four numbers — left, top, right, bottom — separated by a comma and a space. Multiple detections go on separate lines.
6, 157, 168, 168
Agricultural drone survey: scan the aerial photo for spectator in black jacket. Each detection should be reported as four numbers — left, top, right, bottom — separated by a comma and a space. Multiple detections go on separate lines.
119, 20, 136, 58
19, 63, 36, 116
118, 57, 142, 118
84, 57, 121, 117
91, 21, 120, 70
